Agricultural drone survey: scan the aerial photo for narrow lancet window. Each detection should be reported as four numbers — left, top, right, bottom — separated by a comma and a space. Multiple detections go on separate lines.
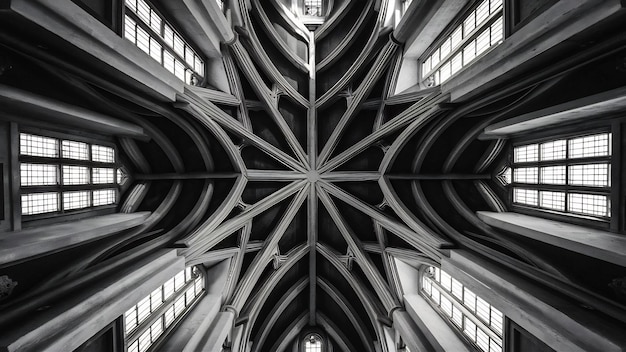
304, 334, 323, 352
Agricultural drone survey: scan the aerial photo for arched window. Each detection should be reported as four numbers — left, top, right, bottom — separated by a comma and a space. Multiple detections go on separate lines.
421, 266, 503, 352
124, 266, 205, 352
303, 333, 323, 352
304, 0, 323, 16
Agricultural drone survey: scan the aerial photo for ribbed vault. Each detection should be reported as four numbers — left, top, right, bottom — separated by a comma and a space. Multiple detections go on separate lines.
2, 0, 626, 351
167, 1, 505, 350
0, 0, 569, 348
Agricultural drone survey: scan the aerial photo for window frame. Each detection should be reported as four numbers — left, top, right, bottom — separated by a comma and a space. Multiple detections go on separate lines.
18, 127, 121, 225
419, 0, 504, 87
292, 0, 329, 18
71, 0, 123, 31
74, 320, 125, 352
124, 266, 206, 352
301, 0, 324, 16
504, 0, 559, 36
419, 265, 505, 352
507, 127, 614, 229
122, 0, 205, 85
299, 331, 327, 352
506, 319, 556, 352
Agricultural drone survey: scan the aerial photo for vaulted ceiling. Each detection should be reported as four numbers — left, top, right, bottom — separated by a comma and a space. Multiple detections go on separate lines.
3, 0, 626, 351
163, 1, 507, 349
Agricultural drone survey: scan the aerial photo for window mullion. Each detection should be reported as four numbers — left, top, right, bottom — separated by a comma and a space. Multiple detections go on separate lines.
610, 122, 620, 230
513, 132, 611, 219
126, 275, 201, 342
432, 279, 502, 342
125, 11, 169, 54
564, 139, 570, 212
125, 269, 205, 352
58, 156, 65, 213
19, 132, 119, 217
423, 8, 502, 79
123, 1, 204, 83
422, 268, 503, 352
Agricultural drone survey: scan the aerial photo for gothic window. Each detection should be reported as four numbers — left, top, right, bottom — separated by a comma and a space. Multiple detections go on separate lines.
422, 266, 504, 352
123, 0, 204, 85
125, 266, 205, 352
19, 132, 120, 217
510, 132, 612, 219
303, 334, 323, 352
421, 0, 503, 86
304, 0, 323, 16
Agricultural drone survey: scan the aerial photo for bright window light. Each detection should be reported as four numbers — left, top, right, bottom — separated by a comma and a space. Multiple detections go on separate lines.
422, 0, 503, 85
92, 145, 115, 163
93, 189, 116, 206
93, 168, 115, 184
62, 165, 90, 185
304, 0, 323, 16
21, 192, 59, 215
20, 133, 58, 158
125, 267, 204, 352
512, 132, 611, 218
63, 191, 90, 210
124, 0, 204, 85
20, 163, 58, 186
62, 140, 89, 160
19, 133, 120, 216
304, 335, 323, 352
422, 266, 503, 352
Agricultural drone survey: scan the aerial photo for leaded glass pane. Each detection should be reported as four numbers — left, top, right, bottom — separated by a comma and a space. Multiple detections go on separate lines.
63, 191, 89, 210
62, 165, 89, 185
22, 192, 58, 215
513, 188, 538, 206
568, 133, 611, 158
92, 145, 115, 163
20, 133, 58, 158
62, 140, 89, 160
21, 163, 57, 186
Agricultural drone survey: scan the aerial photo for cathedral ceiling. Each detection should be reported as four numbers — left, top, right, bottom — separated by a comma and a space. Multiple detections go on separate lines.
159, 1, 506, 349
4, 0, 626, 351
